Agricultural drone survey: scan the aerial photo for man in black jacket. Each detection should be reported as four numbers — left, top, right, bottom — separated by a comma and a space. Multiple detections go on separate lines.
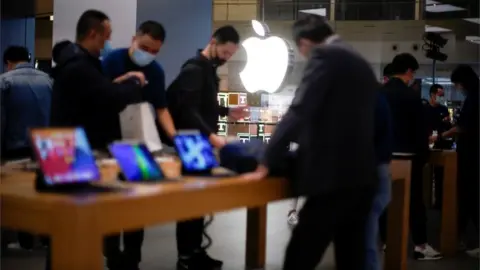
382, 53, 442, 260
47, 10, 146, 270
50, 10, 146, 151
166, 25, 247, 270
245, 15, 378, 270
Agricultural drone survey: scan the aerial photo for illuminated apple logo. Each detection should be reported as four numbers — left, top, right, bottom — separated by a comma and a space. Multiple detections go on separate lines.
239, 20, 293, 94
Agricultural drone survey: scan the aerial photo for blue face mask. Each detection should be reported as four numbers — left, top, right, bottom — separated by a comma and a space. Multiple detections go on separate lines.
131, 48, 156, 67
100, 40, 113, 58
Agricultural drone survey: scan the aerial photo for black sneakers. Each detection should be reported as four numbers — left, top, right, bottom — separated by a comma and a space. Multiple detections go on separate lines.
177, 251, 223, 270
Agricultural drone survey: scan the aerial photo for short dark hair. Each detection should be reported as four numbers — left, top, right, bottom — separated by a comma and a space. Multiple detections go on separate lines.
383, 63, 394, 77
137, 20, 166, 42
429, 84, 443, 95
390, 53, 419, 75
3, 46, 30, 64
451, 64, 478, 87
76, 9, 109, 41
292, 14, 334, 44
213, 25, 240, 44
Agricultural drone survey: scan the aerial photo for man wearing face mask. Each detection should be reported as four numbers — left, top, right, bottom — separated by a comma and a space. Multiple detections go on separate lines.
101, 20, 176, 270
425, 84, 452, 211
50, 9, 146, 151
46, 9, 146, 270
166, 25, 248, 270
103, 21, 176, 139
382, 53, 443, 260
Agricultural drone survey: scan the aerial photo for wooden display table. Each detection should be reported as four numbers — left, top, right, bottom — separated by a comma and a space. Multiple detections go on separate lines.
1, 160, 411, 270
428, 150, 458, 255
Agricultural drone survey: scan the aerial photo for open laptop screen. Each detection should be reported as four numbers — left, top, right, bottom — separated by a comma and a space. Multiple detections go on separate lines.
30, 128, 100, 186
109, 142, 164, 181
174, 132, 218, 172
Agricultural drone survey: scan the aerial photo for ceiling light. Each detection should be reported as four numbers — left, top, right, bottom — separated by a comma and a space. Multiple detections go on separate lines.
426, 4, 465, 12
425, 25, 451, 32
299, 8, 327, 17
464, 18, 480, 24
466, 36, 480, 44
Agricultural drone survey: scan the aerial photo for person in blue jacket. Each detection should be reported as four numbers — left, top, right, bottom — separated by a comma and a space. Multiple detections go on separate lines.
101, 20, 176, 270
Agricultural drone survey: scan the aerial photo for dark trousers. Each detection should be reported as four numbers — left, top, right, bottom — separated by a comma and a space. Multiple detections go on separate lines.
282, 185, 375, 270
457, 151, 479, 235
378, 158, 428, 246
104, 229, 144, 269
379, 211, 387, 244
176, 218, 205, 256
409, 159, 428, 245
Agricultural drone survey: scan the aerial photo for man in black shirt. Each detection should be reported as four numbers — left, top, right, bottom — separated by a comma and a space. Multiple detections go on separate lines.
426, 84, 452, 145
166, 26, 247, 270
382, 53, 443, 260
425, 84, 452, 209
50, 10, 146, 151
46, 10, 145, 270
441, 65, 479, 255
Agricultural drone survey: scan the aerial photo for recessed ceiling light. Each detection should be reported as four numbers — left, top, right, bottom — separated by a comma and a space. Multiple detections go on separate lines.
464, 18, 480, 24
299, 8, 327, 17
426, 4, 465, 12
466, 35, 480, 44
425, 25, 451, 32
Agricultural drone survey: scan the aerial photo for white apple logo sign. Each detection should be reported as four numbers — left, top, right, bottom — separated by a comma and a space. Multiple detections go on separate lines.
239, 20, 293, 94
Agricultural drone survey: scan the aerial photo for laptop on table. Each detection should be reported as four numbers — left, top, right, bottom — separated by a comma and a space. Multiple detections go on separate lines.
109, 142, 177, 183
30, 128, 118, 194
173, 130, 236, 177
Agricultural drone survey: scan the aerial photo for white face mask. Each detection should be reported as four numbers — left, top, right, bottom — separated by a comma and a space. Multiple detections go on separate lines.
436, 96, 446, 105
131, 48, 156, 67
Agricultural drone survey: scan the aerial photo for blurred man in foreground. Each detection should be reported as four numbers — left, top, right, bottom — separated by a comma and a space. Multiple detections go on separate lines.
245, 14, 378, 270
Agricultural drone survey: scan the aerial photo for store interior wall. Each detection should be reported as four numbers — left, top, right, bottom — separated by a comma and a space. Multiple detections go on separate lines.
0, 18, 36, 73
52, 0, 137, 53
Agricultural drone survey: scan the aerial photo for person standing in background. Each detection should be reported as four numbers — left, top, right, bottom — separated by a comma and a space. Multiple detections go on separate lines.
439, 64, 479, 257
382, 53, 442, 260
425, 84, 452, 210
245, 14, 378, 270
0, 45, 52, 251
102, 20, 176, 270
1, 46, 52, 160
166, 25, 247, 270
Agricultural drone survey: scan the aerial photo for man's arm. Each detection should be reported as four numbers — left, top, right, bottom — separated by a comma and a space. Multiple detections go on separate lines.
150, 65, 176, 138
263, 50, 331, 167
175, 64, 215, 135
75, 62, 142, 113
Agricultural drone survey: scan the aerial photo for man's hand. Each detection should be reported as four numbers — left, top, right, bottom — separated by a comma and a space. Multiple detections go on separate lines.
209, 134, 227, 149
229, 106, 249, 120
242, 165, 269, 181
113, 71, 146, 86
